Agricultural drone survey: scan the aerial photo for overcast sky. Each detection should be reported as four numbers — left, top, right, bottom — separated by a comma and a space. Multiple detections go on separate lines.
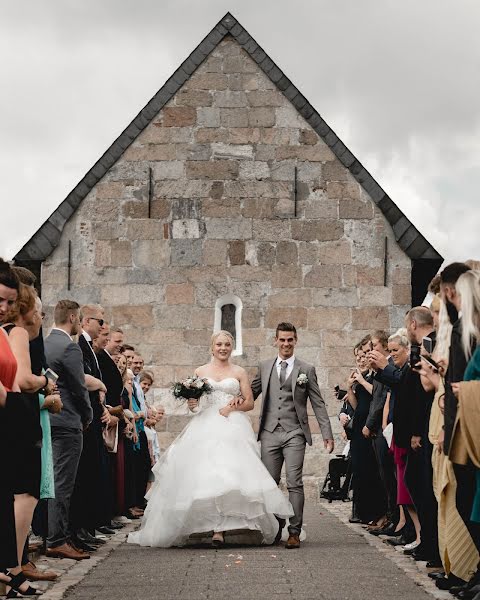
1, 0, 479, 265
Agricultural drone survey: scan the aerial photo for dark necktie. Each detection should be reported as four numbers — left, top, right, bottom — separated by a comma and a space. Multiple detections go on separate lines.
279, 361, 287, 386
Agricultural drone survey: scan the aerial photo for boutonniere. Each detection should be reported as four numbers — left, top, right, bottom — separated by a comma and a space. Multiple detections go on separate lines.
296, 373, 308, 386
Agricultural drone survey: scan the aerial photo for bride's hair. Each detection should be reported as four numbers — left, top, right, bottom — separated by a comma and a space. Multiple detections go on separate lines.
211, 330, 234, 352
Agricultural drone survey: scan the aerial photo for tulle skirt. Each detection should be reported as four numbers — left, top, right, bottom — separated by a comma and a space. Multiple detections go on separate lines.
128, 406, 293, 547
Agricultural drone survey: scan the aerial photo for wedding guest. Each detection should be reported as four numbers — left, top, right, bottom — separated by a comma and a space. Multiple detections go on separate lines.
346, 336, 386, 525
1, 282, 53, 596
0, 260, 21, 594
44, 300, 92, 561
123, 345, 135, 368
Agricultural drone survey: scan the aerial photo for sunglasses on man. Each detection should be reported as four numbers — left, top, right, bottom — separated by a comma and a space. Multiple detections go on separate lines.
89, 317, 105, 326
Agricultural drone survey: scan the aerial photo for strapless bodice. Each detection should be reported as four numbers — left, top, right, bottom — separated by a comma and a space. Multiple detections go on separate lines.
207, 377, 240, 396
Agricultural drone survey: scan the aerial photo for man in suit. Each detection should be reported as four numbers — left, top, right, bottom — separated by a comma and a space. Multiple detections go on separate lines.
251, 322, 334, 549
44, 300, 92, 560
71, 304, 111, 548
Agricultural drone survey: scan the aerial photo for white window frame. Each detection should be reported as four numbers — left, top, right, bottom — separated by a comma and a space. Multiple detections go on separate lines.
214, 294, 243, 356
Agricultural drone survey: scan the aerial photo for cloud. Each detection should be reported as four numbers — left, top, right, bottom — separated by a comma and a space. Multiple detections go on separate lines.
1, 0, 479, 264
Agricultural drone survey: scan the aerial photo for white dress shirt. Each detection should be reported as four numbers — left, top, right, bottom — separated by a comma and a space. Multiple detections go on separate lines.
275, 355, 295, 381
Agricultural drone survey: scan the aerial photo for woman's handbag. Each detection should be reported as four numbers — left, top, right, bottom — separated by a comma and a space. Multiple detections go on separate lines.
344, 415, 354, 440
103, 422, 119, 453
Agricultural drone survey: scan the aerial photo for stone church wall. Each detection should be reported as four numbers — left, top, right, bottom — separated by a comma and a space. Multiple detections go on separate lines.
40, 37, 411, 496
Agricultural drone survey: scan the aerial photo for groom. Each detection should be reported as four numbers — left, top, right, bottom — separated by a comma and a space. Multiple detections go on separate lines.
251, 322, 334, 549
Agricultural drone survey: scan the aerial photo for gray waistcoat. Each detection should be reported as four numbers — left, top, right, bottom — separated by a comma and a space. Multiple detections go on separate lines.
263, 367, 301, 433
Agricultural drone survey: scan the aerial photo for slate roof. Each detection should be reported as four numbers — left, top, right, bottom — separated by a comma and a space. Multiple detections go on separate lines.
14, 12, 443, 265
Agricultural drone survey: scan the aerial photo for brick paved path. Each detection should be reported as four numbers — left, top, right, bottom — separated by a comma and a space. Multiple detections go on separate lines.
59, 505, 433, 600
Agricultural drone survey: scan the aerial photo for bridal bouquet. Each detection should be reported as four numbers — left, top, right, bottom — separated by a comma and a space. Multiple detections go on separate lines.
171, 375, 213, 401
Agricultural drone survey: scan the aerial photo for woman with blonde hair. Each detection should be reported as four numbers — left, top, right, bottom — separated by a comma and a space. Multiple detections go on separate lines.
128, 330, 293, 548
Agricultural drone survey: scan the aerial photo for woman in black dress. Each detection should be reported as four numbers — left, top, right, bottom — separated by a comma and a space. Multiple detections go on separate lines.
347, 341, 386, 524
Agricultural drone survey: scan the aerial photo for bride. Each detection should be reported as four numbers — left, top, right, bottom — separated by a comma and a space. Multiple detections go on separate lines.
128, 330, 293, 548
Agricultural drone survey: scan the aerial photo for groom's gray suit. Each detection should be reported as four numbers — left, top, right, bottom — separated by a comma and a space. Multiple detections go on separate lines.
251, 356, 333, 536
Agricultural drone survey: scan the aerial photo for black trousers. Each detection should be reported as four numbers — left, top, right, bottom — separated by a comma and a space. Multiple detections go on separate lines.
134, 431, 151, 509
372, 435, 398, 521
453, 462, 480, 553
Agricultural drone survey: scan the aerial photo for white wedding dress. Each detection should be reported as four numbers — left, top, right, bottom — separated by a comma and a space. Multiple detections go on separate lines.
128, 378, 293, 547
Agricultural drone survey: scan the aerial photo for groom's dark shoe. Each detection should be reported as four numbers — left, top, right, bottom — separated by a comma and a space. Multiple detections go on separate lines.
285, 534, 300, 549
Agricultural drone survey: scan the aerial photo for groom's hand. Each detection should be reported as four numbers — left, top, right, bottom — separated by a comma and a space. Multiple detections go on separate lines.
324, 439, 334, 454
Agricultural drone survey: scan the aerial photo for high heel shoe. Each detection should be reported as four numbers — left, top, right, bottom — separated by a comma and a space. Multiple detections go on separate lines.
3, 570, 42, 597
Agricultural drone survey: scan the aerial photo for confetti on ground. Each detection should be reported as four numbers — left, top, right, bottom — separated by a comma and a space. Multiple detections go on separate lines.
234, 561, 242, 564
236, 555, 243, 560
270, 555, 277, 558
228, 553, 235, 557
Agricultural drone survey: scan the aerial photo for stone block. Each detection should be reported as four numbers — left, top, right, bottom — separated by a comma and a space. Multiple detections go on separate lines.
392, 284, 411, 305
243, 308, 262, 328
260, 128, 299, 145
298, 241, 318, 264
100, 284, 130, 306
95, 240, 111, 267
83, 198, 121, 221
203, 240, 228, 266
211, 142, 254, 160
339, 198, 374, 219
170, 239, 203, 266
241, 328, 268, 346
206, 218, 252, 239
183, 328, 212, 348
275, 106, 305, 128
188, 72, 228, 90
194, 127, 227, 143
299, 129, 318, 145
228, 265, 270, 282
270, 265, 303, 288
186, 160, 239, 180
270, 160, 296, 181
274, 198, 295, 220
210, 181, 224, 199
312, 287, 358, 307
166, 283, 194, 305
291, 220, 343, 242
254, 144, 276, 161
317, 239, 352, 264
92, 221, 128, 240
171, 198, 201, 220
171, 219, 202, 239
304, 197, 338, 220
122, 145, 176, 161
392, 267, 411, 285
390, 304, 411, 329
96, 181, 127, 199
191, 307, 215, 328
220, 108, 249, 127
358, 286, 392, 307
194, 282, 228, 308
196, 107, 221, 128
319, 346, 359, 367
126, 220, 164, 240
122, 199, 149, 219
352, 306, 389, 329
304, 265, 342, 288
174, 89, 213, 107
110, 240, 132, 267
322, 330, 369, 348
213, 90, 248, 108
297, 162, 323, 182
246, 90, 283, 107
155, 180, 214, 199
153, 161, 184, 180
255, 242, 276, 266
265, 307, 307, 329
175, 143, 211, 161
276, 241, 298, 265
248, 107, 276, 127
112, 304, 153, 327
226, 128, 261, 144
239, 161, 270, 180
139, 125, 192, 144
242, 199, 276, 219
252, 219, 290, 241
356, 266, 385, 286
154, 305, 193, 329
228, 240, 245, 265
307, 307, 351, 330
228, 73, 263, 91
223, 55, 257, 74
268, 288, 312, 308
275, 145, 334, 162
322, 161, 348, 182
127, 284, 163, 304
201, 197, 241, 218
342, 265, 356, 287
326, 180, 361, 200
150, 199, 171, 219
226, 180, 291, 198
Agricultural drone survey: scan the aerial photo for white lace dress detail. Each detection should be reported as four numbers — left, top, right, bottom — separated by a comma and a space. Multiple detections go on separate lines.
128, 378, 293, 547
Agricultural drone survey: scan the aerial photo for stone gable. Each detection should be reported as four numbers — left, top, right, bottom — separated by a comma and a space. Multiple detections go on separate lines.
40, 36, 413, 492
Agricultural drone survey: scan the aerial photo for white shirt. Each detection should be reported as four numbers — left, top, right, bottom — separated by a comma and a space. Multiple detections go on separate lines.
51, 327, 72, 340
276, 355, 295, 380
133, 375, 148, 416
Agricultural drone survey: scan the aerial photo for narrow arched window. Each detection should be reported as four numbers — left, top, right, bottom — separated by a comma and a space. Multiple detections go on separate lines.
214, 294, 243, 356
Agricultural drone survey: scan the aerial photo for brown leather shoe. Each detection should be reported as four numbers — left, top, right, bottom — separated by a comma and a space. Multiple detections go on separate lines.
22, 561, 58, 582
285, 534, 300, 549
46, 543, 90, 560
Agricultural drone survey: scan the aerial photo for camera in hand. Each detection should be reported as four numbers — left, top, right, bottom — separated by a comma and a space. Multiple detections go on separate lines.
334, 385, 347, 400
410, 344, 421, 369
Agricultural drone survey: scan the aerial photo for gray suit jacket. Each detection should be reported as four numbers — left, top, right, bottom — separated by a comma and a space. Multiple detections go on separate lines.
251, 357, 333, 446
44, 329, 92, 431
